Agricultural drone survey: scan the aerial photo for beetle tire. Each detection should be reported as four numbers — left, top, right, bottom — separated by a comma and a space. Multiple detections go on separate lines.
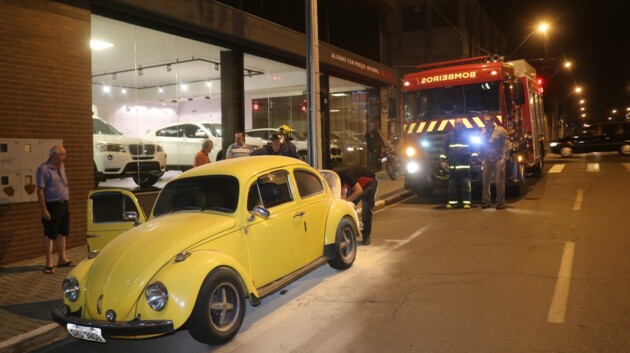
189, 267, 246, 344
328, 217, 357, 270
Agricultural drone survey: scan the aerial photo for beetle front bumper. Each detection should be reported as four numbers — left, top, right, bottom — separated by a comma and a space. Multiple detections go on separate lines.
52, 305, 175, 338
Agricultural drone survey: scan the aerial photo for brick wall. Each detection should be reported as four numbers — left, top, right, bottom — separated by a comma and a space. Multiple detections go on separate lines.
0, 0, 92, 265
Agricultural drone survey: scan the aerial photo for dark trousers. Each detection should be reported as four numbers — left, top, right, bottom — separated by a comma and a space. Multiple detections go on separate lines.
353, 180, 378, 240
448, 168, 471, 206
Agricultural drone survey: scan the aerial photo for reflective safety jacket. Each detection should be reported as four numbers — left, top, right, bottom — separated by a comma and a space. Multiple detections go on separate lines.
440, 130, 477, 167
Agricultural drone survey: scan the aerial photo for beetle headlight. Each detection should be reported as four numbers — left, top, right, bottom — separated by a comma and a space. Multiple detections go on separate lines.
146, 281, 168, 311
62, 277, 80, 302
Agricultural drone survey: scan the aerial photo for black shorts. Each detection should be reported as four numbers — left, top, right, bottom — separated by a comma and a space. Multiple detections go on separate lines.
42, 201, 70, 239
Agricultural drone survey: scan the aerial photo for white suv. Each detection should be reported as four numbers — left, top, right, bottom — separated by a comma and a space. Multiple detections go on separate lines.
146, 122, 223, 169
93, 116, 166, 187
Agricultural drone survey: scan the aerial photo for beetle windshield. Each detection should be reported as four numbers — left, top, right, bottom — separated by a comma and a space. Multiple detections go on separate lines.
153, 176, 239, 216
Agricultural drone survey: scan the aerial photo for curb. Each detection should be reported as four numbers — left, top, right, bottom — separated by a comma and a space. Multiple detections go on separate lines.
0, 323, 67, 353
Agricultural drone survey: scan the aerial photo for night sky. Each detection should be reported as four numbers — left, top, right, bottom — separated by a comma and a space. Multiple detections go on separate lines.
477, 0, 630, 124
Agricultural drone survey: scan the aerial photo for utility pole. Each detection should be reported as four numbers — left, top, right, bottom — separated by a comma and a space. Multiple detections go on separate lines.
305, 0, 322, 168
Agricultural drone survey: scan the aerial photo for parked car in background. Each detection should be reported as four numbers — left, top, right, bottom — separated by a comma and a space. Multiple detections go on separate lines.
331, 130, 366, 166
146, 122, 222, 170
549, 122, 630, 157
53, 156, 359, 345
245, 128, 343, 164
93, 116, 166, 187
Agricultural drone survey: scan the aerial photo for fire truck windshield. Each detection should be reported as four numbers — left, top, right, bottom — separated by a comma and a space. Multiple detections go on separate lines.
404, 81, 500, 122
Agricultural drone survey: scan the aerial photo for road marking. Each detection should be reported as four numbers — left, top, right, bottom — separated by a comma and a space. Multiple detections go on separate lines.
548, 242, 575, 324
623, 163, 630, 172
572, 189, 583, 211
548, 164, 565, 173
386, 225, 430, 250
586, 163, 600, 172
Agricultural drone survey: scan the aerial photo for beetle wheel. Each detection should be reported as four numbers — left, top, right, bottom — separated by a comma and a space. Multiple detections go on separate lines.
189, 268, 246, 344
328, 217, 357, 270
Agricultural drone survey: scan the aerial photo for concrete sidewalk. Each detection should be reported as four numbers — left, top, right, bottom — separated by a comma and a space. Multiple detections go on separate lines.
0, 171, 413, 353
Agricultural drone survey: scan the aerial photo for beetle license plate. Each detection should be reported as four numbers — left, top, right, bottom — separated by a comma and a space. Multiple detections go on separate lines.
67, 323, 106, 343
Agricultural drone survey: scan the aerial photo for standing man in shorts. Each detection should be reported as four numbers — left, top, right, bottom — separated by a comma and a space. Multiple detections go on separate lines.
37, 145, 75, 274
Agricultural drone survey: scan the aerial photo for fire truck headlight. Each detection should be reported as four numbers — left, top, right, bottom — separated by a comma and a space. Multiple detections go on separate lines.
406, 161, 420, 174
405, 147, 416, 157
470, 136, 482, 145
420, 140, 430, 148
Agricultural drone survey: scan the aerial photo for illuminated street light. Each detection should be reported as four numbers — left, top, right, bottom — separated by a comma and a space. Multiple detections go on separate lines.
612, 109, 617, 114
581, 113, 586, 118
509, 22, 550, 58
575, 86, 582, 94
579, 99, 585, 104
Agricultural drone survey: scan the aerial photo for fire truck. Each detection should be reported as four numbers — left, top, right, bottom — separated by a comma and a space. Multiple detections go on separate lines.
400, 55, 548, 197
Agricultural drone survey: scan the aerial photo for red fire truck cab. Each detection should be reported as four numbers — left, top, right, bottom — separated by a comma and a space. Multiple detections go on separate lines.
401, 56, 548, 198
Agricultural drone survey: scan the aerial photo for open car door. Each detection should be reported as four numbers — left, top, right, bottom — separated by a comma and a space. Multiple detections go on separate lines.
86, 189, 149, 252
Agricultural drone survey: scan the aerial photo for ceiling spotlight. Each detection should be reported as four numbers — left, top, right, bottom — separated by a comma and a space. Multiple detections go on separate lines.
214, 63, 219, 71
121, 87, 127, 94
102, 85, 110, 93
206, 81, 212, 87
166, 64, 172, 72
158, 87, 163, 93
180, 83, 188, 91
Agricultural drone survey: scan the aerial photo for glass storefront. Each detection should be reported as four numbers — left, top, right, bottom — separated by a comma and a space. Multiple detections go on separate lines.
91, 15, 382, 184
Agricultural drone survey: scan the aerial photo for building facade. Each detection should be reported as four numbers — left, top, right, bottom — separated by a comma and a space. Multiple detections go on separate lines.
0, 0, 397, 264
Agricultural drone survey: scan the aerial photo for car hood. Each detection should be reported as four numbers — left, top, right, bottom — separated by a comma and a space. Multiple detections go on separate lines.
84, 213, 236, 318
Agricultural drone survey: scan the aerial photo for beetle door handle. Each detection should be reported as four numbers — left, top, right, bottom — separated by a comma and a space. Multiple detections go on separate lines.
293, 211, 305, 218
86, 233, 99, 238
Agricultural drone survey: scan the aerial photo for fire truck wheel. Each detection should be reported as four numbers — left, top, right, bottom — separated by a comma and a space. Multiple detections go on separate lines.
559, 146, 573, 157
532, 158, 544, 177
512, 164, 526, 197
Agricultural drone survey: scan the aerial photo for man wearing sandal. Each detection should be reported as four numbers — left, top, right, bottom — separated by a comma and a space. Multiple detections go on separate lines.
36, 145, 75, 274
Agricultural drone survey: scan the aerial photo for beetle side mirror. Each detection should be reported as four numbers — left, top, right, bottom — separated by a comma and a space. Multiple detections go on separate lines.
250, 205, 270, 221
123, 211, 141, 226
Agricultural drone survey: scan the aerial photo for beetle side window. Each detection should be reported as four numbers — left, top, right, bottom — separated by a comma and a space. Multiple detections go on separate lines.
91, 192, 140, 223
247, 170, 293, 210
294, 170, 323, 198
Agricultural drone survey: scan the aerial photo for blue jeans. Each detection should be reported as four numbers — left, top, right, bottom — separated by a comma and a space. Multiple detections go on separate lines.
353, 180, 378, 240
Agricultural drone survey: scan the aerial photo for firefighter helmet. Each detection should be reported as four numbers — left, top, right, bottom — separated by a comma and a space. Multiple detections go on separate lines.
278, 124, 292, 139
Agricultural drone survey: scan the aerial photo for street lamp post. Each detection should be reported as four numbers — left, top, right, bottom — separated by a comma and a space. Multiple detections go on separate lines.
509, 23, 549, 58
558, 86, 583, 134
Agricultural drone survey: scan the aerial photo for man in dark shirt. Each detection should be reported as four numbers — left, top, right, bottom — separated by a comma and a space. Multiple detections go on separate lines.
250, 133, 284, 156
336, 166, 378, 245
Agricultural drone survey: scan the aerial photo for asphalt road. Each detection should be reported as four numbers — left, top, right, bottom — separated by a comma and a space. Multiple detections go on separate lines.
35, 153, 630, 353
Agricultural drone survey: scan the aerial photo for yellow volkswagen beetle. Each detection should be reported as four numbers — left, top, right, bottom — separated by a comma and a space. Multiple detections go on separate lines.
53, 156, 359, 344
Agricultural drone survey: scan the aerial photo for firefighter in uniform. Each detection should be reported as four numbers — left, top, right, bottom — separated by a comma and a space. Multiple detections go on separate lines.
278, 124, 300, 159
441, 118, 477, 209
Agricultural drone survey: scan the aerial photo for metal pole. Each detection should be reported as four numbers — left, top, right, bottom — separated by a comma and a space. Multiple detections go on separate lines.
305, 0, 322, 168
